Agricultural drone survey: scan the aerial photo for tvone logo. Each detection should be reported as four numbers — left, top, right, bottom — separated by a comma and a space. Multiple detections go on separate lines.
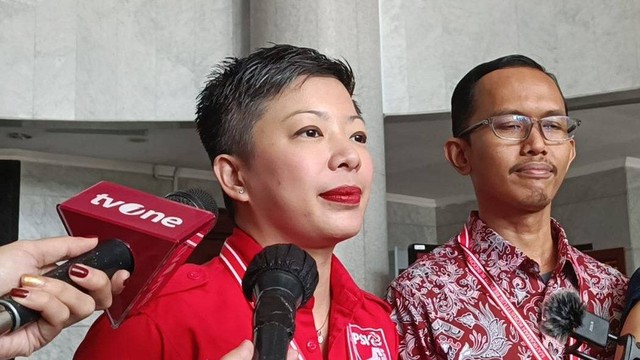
90, 193, 183, 228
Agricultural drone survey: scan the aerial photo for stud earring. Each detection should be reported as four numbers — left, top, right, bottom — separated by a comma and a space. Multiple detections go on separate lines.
238, 188, 245, 194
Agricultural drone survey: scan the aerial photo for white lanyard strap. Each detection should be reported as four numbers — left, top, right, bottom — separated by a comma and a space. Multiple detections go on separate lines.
458, 225, 554, 360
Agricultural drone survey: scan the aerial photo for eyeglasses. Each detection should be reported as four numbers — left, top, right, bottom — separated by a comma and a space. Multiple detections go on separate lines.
456, 114, 581, 142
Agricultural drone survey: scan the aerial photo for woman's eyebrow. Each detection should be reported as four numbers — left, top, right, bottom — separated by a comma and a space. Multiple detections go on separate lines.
282, 110, 365, 123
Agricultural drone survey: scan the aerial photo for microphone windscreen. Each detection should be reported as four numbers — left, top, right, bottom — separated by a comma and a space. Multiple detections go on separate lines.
242, 244, 318, 306
165, 189, 219, 216
541, 289, 585, 343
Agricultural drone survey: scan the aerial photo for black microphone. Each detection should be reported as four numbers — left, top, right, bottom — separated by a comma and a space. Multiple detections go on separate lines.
0, 186, 218, 336
242, 244, 319, 360
0, 239, 134, 337
541, 289, 640, 360
165, 188, 218, 212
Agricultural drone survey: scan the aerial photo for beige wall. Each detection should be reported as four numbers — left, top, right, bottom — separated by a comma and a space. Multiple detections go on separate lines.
0, 0, 247, 121
380, 0, 640, 115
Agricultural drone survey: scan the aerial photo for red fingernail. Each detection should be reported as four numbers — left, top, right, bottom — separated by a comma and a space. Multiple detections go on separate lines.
10, 288, 29, 298
70, 264, 89, 278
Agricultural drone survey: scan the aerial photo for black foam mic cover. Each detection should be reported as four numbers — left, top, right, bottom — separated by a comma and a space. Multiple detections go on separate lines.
242, 244, 319, 360
165, 189, 219, 217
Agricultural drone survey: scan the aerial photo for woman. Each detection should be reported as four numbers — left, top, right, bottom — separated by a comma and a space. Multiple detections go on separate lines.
75, 44, 397, 359
0, 236, 128, 359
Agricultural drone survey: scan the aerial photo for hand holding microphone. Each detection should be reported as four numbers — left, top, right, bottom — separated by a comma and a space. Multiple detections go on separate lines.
0, 238, 135, 337
0, 181, 218, 359
0, 236, 129, 359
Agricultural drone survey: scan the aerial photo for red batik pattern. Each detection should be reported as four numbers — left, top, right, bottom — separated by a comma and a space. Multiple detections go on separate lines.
387, 212, 628, 360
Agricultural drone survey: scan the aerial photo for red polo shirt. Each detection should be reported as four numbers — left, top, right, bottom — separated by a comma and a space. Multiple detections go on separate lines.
75, 228, 398, 359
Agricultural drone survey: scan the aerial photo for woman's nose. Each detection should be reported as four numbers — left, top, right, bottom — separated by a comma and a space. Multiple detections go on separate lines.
329, 138, 362, 171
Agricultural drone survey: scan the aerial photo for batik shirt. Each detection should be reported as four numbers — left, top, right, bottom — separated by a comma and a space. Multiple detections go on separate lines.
387, 211, 628, 359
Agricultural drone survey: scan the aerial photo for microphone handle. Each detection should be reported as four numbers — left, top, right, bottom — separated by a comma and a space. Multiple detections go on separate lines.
253, 323, 291, 360
0, 238, 134, 335
252, 289, 297, 360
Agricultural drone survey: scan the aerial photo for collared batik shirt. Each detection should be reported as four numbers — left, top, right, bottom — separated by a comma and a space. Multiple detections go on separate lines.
387, 211, 628, 360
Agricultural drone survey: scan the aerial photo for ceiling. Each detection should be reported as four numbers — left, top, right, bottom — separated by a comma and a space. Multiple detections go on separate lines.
1, 90, 639, 202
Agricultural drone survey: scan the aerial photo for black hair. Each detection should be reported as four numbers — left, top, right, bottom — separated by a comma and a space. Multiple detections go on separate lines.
450, 54, 567, 137
195, 44, 359, 216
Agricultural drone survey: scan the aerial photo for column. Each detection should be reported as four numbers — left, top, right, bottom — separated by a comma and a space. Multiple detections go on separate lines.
249, 0, 388, 295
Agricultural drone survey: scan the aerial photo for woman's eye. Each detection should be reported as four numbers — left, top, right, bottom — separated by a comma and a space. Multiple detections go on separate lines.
351, 132, 367, 144
305, 129, 321, 137
296, 128, 322, 138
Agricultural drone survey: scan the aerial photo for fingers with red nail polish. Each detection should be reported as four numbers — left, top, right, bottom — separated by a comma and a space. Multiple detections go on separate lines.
69, 264, 89, 278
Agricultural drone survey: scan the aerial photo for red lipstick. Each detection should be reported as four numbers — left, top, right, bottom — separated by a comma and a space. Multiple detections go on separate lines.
319, 186, 362, 205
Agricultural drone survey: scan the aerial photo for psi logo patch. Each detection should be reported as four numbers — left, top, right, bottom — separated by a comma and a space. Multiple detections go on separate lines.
347, 324, 391, 360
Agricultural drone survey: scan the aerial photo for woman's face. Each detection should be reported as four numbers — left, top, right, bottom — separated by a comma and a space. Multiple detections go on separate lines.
238, 76, 373, 249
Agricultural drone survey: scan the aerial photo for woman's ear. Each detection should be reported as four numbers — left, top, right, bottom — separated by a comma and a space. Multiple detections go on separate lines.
213, 154, 249, 202
444, 137, 472, 175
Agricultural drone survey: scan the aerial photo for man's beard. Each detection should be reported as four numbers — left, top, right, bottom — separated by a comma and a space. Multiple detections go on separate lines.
521, 188, 552, 211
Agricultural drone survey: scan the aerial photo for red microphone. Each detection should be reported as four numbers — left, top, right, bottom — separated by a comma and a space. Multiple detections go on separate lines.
0, 181, 217, 334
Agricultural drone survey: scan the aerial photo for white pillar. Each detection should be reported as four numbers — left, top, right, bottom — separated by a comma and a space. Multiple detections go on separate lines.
249, 0, 389, 295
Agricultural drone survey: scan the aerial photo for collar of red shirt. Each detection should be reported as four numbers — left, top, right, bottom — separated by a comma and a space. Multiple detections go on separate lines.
465, 211, 583, 290
219, 227, 365, 322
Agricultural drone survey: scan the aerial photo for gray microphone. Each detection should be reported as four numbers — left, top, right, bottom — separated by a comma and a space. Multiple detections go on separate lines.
541, 289, 640, 360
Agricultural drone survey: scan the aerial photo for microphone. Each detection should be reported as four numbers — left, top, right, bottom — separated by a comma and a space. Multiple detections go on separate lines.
541, 289, 640, 360
242, 244, 319, 360
541, 290, 612, 347
0, 181, 218, 335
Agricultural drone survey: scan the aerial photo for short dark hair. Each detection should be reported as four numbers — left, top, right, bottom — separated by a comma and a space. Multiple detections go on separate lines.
195, 44, 359, 214
450, 54, 568, 137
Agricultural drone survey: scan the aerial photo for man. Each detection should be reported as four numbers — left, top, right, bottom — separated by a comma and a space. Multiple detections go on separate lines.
387, 55, 628, 359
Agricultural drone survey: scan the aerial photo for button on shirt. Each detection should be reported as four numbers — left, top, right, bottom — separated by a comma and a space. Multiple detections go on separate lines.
75, 227, 398, 360
387, 211, 628, 360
